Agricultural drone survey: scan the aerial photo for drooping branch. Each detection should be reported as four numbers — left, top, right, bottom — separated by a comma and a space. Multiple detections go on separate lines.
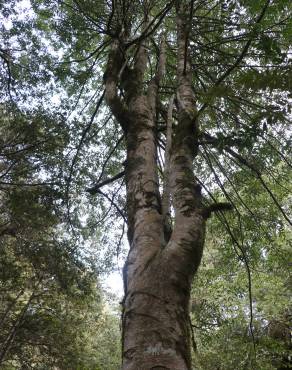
66, 91, 105, 189
225, 148, 292, 227
0, 289, 24, 329
95, 188, 127, 223
94, 134, 124, 184
202, 132, 292, 227
198, 0, 271, 114
0, 291, 35, 365
215, 0, 271, 83
64, 91, 105, 232
200, 147, 241, 222
58, 39, 111, 65
207, 147, 257, 219
192, 174, 256, 357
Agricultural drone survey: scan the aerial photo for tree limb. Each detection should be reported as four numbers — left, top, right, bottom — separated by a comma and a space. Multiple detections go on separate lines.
86, 171, 125, 194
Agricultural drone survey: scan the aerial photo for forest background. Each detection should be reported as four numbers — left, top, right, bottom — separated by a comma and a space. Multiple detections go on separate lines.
0, 0, 291, 369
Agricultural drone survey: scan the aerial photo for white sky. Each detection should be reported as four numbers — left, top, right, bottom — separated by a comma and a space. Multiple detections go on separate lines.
104, 270, 124, 298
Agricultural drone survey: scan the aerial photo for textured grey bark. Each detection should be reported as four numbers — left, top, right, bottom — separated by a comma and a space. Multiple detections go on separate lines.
104, 2, 206, 368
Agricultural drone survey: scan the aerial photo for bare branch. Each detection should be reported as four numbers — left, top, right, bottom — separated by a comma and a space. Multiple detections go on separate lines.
96, 188, 127, 223
86, 171, 125, 194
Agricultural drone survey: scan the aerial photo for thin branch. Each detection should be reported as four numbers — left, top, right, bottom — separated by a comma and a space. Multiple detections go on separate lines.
202, 132, 292, 226
86, 171, 125, 194
198, 0, 271, 114
0, 181, 59, 187
225, 148, 292, 227
189, 315, 197, 354
94, 135, 124, 186
196, 171, 256, 357
125, 1, 174, 47
116, 221, 125, 260
96, 188, 127, 223
65, 91, 105, 231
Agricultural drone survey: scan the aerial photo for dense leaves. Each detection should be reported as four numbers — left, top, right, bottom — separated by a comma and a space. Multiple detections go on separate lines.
191, 170, 291, 369
0, 0, 291, 368
0, 94, 121, 369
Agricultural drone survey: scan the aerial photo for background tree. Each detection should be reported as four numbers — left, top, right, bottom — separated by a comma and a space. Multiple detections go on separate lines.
0, 55, 121, 370
190, 170, 291, 370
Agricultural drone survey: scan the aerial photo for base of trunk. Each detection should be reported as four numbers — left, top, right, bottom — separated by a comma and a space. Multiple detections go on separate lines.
122, 259, 192, 370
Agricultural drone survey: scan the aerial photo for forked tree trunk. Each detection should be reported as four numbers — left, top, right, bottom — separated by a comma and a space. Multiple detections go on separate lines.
121, 222, 205, 369
104, 2, 207, 369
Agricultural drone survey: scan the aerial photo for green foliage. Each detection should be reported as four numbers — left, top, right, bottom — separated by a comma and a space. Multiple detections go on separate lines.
1, 0, 291, 368
191, 167, 291, 370
0, 105, 121, 368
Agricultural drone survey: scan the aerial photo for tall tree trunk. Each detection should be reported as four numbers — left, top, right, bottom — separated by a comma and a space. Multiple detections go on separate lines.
104, 2, 207, 368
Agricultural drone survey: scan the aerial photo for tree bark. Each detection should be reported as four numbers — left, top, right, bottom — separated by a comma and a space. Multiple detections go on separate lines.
104, 2, 206, 369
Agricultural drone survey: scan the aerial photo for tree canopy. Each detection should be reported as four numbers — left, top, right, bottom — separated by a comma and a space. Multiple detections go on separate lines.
0, 0, 291, 369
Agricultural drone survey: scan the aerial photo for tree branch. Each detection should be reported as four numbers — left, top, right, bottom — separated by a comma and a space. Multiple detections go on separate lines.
86, 171, 125, 194
198, 0, 271, 115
